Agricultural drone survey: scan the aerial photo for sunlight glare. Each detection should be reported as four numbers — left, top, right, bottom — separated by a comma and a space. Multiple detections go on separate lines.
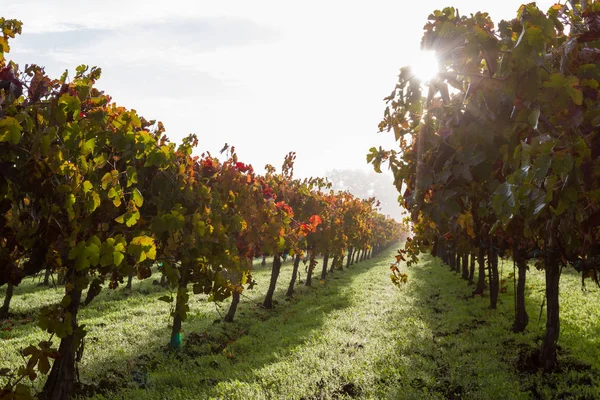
410, 51, 439, 82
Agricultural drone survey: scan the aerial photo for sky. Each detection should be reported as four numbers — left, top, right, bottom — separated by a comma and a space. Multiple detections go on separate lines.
4, 0, 555, 179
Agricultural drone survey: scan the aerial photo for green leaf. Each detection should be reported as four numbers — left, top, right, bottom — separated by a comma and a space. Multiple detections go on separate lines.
99, 245, 114, 267
64, 193, 76, 209
76, 85, 90, 102
552, 153, 573, 175
113, 235, 127, 252
87, 235, 101, 248
126, 211, 140, 227
40, 134, 50, 155
38, 355, 50, 375
366, 147, 382, 172
88, 191, 101, 213
132, 188, 144, 207
68, 241, 85, 260
116, 210, 139, 228
570, 88, 583, 105
552, 196, 569, 216
85, 245, 100, 267
528, 109, 540, 129
492, 182, 516, 224
532, 153, 551, 182
101, 170, 118, 190
443, 199, 461, 218
0, 116, 22, 144
83, 180, 93, 193
58, 94, 81, 112
544, 175, 558, 201
525, 25, 544, 48
126, 166, 138, 187
544, 73, 567, 89
113, 251, 125, 266
69, 239, 100, 270
81, 138, 95, 156
100, 237, 126, 266
75, 256, 90, 271
14, 383, 34, 400
75, 65, 88, 75
195, 220, 206, 237
533, 198, 547, 215
277, 236, 285, 252
93, 153, 107, 169
128, 236, 156, 263
573, 137, 590, 166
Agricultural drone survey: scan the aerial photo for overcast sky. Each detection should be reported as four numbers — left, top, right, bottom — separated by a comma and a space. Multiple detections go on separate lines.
5, 0, 554, 179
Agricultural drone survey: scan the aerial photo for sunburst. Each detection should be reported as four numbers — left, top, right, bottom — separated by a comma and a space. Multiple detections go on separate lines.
409, 51, 439, 82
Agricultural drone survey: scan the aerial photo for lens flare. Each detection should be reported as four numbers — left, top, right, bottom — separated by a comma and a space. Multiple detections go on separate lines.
410, 51, 439, 82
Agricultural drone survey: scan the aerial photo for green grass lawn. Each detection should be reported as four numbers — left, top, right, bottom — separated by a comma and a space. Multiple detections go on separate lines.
1, 248, 599, 399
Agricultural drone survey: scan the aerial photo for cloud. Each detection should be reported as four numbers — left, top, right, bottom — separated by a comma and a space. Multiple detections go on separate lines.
10, 16, 279, 96
13, 28, 111, 51
5, 0, 558, 180
4, 0, 286, 33
13, 18, 277, 53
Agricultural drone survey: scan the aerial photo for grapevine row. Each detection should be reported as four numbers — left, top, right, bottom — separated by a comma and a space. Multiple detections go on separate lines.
371, 1, 600, 372
0, 20, 402, 400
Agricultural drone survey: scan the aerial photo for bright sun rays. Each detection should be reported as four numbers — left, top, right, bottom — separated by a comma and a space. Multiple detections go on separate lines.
409, 51, 439, 82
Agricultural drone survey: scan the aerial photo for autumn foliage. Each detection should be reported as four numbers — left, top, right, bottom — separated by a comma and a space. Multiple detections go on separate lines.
371, 1, 600, 372
0, 19, 401, 400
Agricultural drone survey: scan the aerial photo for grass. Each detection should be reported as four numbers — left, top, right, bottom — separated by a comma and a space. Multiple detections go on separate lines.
1, 248, 600, 399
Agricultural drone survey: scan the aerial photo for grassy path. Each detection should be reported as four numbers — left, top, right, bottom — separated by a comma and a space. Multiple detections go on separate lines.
87, 248, 407, 399
2, 247, 600, 399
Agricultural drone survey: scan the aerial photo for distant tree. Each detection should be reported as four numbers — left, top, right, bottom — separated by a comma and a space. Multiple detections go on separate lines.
326, 169, 404, 221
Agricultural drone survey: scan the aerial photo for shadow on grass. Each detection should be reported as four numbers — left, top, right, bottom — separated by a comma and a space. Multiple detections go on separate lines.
10, 249, 599, 400
2, 256, 304, 324
379, 255, 600, 400
5, 256, 313, 396
76, 252, 390, 399
1, 271, 217, 395
0, 280, 60, 297
0, 274, 171, 331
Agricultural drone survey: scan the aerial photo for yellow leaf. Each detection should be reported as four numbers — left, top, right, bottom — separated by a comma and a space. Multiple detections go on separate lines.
0, 116, 22, 144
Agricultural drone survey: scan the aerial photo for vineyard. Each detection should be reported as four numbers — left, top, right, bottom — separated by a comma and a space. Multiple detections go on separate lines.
369, 0, 600, 388
0, 18, 401, 400
3, 1, 600, 399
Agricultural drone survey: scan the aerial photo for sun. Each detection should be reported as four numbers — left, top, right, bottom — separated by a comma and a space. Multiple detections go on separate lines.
409, 51, 439, 82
